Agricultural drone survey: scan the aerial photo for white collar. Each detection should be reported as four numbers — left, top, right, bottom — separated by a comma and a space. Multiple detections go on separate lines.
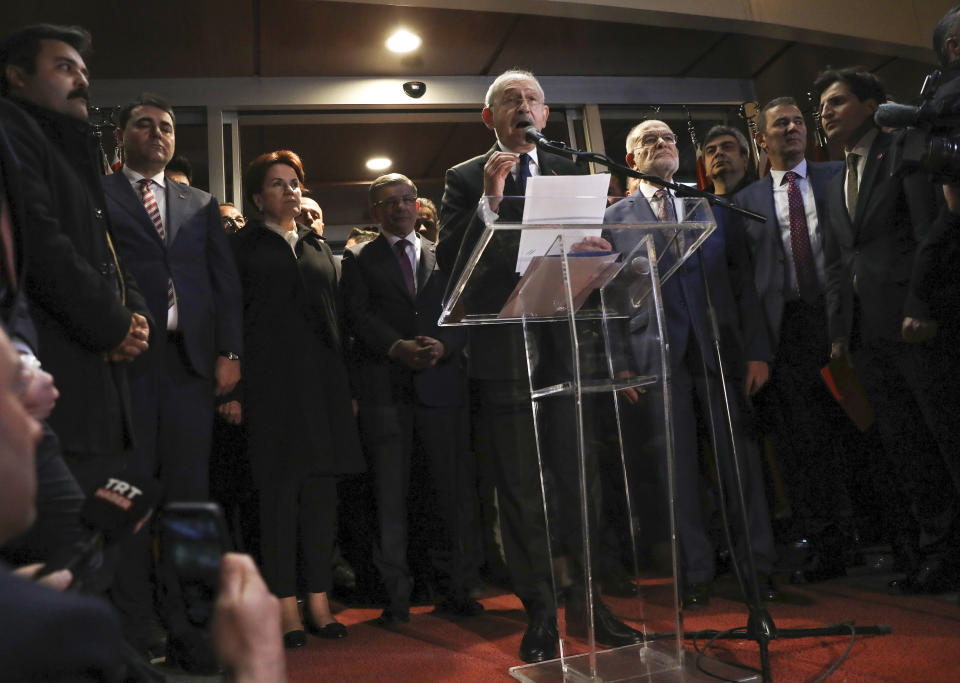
384, 231, 417, 248
264, 220, 298, 242
847, 128, 878, 161
637, 180, 673, 200
770, 158, 808, 186
122, 165, 166, 189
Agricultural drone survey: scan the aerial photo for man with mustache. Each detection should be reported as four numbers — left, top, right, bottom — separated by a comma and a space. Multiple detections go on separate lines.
733, 98, 853, 580
703, 125, 752, 198
0, 24, 150, 498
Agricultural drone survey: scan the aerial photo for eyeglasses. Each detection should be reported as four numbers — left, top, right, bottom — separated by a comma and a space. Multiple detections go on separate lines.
374, 195, 418, 210
637, 133, 678, 148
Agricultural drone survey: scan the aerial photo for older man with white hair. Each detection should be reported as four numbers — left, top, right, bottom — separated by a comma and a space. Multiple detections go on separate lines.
605, 118, 777, 610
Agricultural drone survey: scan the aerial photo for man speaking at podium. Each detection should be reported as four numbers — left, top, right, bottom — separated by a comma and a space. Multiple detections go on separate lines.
438, 69, 641, 663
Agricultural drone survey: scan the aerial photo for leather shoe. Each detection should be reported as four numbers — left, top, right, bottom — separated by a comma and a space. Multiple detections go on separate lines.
682, 582, 711, 609
282, 630, 306, 649
435, 596, 485, 617
376, 607, 410, 625
566, 600, 643, 647
518, 614, 558, 663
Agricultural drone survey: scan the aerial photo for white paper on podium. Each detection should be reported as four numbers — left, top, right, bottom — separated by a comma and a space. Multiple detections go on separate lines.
515, 173, 610, 274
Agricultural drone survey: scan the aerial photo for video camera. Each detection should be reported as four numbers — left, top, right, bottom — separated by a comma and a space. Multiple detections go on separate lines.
877, 67, 960, 182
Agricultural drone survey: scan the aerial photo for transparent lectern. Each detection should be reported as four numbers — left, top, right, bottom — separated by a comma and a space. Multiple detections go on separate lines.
439, 196, 754, 682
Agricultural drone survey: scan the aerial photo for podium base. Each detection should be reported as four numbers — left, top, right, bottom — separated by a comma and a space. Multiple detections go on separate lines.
509, 642, 760, 682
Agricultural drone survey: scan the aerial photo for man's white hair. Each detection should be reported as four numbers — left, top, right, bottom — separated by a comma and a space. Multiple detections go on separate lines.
625, 120, 670, 154
484, 69, 543, 108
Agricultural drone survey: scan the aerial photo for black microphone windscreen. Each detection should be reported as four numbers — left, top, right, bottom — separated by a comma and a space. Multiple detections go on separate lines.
80, 474, 162, 541
523, 126, 545, 145
875, 103, 921, 129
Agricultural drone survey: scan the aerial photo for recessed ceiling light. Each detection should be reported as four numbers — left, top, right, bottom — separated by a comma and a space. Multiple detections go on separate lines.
386, 28, 421, 54
366, 157, 392, 171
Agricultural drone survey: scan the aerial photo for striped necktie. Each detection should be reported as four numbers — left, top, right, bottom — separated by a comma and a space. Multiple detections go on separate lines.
139, 179, 176, 311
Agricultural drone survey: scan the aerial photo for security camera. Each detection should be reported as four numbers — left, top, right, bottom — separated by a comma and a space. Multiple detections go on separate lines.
403, 81, 426, 99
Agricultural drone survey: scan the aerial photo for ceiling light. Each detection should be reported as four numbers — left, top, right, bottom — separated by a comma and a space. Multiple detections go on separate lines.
386, 28, 421, 54
366, 157, 392, 171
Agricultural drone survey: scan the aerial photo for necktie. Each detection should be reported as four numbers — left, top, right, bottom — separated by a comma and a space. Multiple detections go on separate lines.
139, 179, 176, 311
655, 189, 677, 223
845, 153, 860, 221
395, 239, 415, 296
517, 153, 532, 195
785, 171, 818, 302
655, 188, 684, 256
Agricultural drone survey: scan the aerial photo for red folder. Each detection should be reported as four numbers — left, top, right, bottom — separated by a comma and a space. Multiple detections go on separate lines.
821, 357, 874, 431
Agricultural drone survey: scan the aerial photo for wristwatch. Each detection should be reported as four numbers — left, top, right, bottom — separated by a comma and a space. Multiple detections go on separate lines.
219, 351, 240, 361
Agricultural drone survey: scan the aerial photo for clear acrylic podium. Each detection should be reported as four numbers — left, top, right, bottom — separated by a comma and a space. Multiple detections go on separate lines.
440, 197, 756, 682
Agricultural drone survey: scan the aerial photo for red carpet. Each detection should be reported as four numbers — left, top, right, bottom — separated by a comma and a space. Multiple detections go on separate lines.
285, 576, 960, 682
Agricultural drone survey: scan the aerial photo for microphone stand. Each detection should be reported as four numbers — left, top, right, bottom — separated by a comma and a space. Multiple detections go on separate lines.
523, 131, 766, 223
526, 132, 892, 681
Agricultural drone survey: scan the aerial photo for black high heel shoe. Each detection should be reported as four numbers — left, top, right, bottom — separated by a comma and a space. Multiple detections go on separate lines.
283, 629, 306, 649
304, 611, 348, 639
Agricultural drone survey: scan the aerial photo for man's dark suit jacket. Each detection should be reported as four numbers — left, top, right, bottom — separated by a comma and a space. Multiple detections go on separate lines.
0, 567, 124, 682
734, 161, 843, 347
915, 205, 960, 336
604, 194, 771, 377
437, 144, 585, 380
0, 97, 150, 458
824, 131, 939, 346
0, 115, 36, 349
102, 171, 242, 377
341, 232, 465, 412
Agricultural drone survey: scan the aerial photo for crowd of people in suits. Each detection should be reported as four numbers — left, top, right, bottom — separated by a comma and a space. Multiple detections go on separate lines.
2, 7, 960, 679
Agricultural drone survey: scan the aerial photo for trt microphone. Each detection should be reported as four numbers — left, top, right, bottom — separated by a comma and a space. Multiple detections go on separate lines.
37, 474, 161, 586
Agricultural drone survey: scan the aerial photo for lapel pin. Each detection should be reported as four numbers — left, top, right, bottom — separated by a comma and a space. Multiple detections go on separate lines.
178, 193, 187, 199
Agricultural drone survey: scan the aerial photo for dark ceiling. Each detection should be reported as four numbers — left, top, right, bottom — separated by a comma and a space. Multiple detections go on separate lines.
4, 1, 940, 228
5, 1, 933, 88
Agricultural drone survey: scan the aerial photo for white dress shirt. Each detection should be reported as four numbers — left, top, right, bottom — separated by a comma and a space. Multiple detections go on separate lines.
769, 159, 826, 294
844, 128, 878, 208
384, 230, 421, 294
479, 143, 543, 224
121, 166, 179, 330
264, 220, 300, 255
636, 180, 682, 221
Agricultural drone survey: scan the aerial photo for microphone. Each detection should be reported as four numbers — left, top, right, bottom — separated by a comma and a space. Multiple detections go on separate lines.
522, 125, 548, 146
873, 102, 938, 128
629, 256, 650, 276
38, 474, 161, 585
83, 474, 161, 541
874, 103, 925, 129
